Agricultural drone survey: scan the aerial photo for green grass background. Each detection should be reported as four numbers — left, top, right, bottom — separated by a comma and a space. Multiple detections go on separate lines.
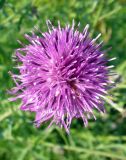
0, 0, 126, 159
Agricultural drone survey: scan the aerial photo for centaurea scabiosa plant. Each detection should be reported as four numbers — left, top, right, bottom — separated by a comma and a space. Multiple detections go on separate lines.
10, 20, 115, 133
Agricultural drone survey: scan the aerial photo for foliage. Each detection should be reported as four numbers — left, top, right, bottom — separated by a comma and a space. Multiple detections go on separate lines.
0, 0, 126, 159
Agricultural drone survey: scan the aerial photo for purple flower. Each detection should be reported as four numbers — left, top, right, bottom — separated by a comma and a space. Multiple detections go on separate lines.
10, 20, 114, 133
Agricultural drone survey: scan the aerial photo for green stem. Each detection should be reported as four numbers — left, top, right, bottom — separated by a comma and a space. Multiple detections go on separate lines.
99, 7, 121, 21
42, 142, 126, 160
0, 110, 12, 121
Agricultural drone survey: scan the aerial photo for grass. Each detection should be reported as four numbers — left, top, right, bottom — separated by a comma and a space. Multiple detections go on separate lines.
0, 0, 126, 159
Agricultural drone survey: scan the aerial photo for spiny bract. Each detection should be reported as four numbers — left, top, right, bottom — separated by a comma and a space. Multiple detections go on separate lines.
10, 20, 115, 133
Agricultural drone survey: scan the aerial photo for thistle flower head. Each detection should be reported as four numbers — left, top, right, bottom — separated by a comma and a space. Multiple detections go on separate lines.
10, 20, 114, 133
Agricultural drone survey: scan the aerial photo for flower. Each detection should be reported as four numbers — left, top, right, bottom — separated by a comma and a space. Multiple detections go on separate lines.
10, 20, 114, 133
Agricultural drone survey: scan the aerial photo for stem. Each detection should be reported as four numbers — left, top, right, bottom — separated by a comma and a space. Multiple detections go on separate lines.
0, 110, 12, 121
42, 142, 126, 160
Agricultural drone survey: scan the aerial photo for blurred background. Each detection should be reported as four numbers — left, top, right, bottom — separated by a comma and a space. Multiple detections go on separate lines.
0, 0, 126, 159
